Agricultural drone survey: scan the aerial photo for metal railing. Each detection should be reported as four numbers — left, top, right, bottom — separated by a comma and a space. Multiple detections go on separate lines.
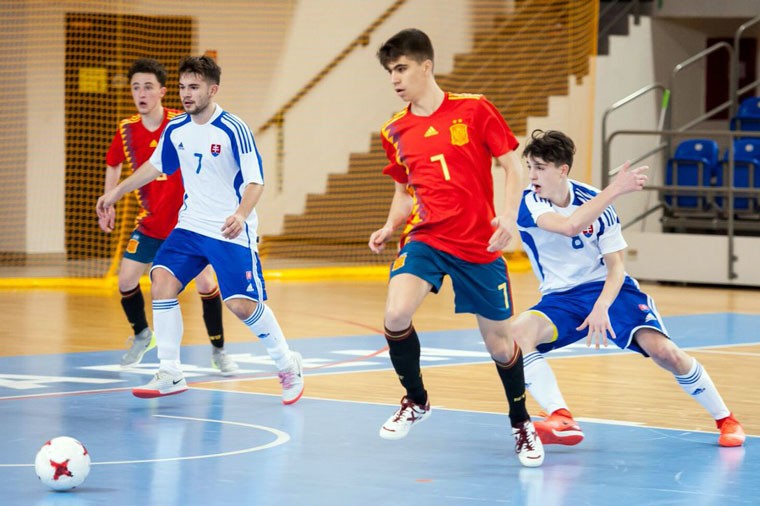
601, 15, 760, 282
606, 129, 760, 280
729, 14, 760, 119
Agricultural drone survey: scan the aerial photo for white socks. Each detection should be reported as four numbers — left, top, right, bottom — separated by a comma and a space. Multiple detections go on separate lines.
524, 351, 569, 415
675, 358, 731, 420
153, 298, 183, 375
243, 303, 293, 370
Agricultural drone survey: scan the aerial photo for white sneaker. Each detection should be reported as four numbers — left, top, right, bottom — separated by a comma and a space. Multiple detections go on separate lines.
132, 370, 188, 399
512, 420, 545, 467
379, 396, 430, 440
211, 348, 240, 376
278, 351, 304, 405
120, 328, 156, 367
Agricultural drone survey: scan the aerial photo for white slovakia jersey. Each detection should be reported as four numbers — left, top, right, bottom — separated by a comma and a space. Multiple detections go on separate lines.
517, 179, 628, 294
150, 105, 263, 248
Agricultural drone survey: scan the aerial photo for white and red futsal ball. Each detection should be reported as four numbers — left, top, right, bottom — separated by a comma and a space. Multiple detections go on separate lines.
34, 436, 91, 491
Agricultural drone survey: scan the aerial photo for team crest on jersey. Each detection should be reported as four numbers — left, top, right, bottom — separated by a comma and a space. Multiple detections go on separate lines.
245, 271, 253, 280
638, 304, 650, 312
392, 253, 407, 271
210, 144, 221, 157
450, 119, 469, 146
582, 224, 594, 237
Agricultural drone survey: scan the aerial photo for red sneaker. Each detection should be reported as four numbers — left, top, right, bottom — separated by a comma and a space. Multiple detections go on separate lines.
534, 409, 584, 446
717, 414, 745, 447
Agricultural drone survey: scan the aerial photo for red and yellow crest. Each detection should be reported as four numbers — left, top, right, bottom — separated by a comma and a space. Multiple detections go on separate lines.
392, 253, 407, 271
450, 119, 469, 146
126, 238, 139, 254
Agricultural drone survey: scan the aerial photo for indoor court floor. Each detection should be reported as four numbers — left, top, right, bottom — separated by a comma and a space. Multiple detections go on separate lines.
0, 272, 758, 505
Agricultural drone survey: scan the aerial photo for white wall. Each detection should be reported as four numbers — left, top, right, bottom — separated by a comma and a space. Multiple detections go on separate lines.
12, 0, 296, 255
10, 0, 470, 251
254, 0, 472, 235
0, 1, 29, 254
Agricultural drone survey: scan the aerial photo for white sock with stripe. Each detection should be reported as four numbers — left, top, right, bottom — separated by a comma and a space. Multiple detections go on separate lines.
153, 298, 183, 375
244, 303, 292, 370
524, 351, 569, 415
675, 358, 730, 420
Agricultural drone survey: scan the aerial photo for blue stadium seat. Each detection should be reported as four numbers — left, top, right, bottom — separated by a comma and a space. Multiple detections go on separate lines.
729, 96, 760, 133
664, 139, 720, 211
717, 139, 760, 212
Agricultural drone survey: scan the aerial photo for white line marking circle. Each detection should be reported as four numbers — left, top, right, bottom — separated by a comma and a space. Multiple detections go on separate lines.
1, 414, 289, 468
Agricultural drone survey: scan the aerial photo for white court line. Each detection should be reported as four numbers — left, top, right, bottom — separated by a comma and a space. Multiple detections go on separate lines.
0, 414, 289, 468
687, 349, 760, 357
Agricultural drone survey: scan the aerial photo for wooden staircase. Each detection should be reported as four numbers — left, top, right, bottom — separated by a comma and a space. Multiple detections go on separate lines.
260, 0, 596, 266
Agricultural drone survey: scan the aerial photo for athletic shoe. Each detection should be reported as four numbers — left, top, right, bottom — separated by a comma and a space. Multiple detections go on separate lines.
513, 419, 545, 468
132, 370, 188, 398
533, 409, 584, 446
120, 327, 156, 367
717, 413, 746, 447
211, 348, 240, 376
278, 351, 304, 405
379, 396, 430, 440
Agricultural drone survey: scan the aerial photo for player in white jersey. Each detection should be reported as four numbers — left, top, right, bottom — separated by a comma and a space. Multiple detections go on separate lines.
96, 56, 304, 404
510, 130, 744, 448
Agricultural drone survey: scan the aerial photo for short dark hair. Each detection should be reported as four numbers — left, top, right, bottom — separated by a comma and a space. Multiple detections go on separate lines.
522, 129, 576, 170
128, 58, 168, 87
377, 28, 434, 68
178, 55, 221, 85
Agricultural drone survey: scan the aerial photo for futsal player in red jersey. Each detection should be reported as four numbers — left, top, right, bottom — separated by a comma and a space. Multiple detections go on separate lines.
100, 58, 238, 375
368, 29, 543, 467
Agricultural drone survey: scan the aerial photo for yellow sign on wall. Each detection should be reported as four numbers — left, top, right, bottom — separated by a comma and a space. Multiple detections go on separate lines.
78, 67, 107, 93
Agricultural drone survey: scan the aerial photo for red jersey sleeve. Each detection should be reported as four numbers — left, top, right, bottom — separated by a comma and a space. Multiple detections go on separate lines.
380, 122, 408, 184
105, 128, 125, 167
383, 137, 409, 184
478, 97, 519, 157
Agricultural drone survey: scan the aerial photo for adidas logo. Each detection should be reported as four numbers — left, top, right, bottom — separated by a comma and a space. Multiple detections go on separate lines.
149, 140, 158, 148
424, 126, 438, 137
178, 142, 185, 150
644, 313, 656, 322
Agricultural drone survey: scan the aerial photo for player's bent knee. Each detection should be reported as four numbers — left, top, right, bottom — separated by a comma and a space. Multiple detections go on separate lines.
384, 308, 413, 331
225, 298, 257, 320
149, 268, 182, 299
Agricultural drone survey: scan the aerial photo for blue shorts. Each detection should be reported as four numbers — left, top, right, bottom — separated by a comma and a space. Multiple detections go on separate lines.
151, 228, 267, 302
531, 277, 669, 356
123, 230, 163, 264
389, 240, 514, 321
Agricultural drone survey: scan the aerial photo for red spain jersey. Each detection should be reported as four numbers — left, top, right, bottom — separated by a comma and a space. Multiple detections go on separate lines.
380, 92, 519, 263
105, 108, 184, 239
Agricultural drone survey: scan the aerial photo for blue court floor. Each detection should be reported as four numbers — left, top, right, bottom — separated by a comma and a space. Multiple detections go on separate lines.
1, 313, 757, 505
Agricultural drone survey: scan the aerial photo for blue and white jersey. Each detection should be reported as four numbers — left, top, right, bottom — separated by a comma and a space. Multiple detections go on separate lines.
517, 179, 628, 294
150, 105, 263, 249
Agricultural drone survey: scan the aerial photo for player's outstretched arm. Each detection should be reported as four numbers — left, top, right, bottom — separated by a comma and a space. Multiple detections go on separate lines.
538, 161, 648, 237
96, 161, 162, 221
369, 182, 413, 254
